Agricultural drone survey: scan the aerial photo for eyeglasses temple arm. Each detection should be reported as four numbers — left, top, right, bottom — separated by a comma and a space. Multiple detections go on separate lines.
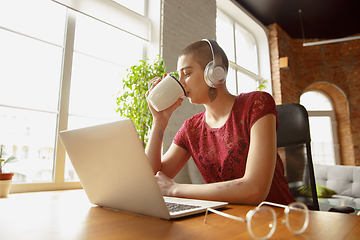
204, 208, 246, 223
258, 201, 287, 209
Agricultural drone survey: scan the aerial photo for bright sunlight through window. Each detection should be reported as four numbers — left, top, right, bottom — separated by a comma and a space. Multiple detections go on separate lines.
0, 0, 148, 190
300, 91, 340, 165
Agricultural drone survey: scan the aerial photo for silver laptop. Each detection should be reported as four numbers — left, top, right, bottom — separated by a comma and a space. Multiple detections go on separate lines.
59, 119, 227, 219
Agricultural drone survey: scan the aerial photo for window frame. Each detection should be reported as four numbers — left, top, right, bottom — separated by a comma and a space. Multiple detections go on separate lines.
3, 0, 159, 193
216, 0, 272, 95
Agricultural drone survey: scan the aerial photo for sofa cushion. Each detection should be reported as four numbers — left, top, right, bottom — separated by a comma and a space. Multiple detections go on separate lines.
298, 184, 337, 198
352, 167, 360, 198
327, 165, 353, 196
314, 164, 329, 187
314, 164, 360, 198
316, 185, 337, 198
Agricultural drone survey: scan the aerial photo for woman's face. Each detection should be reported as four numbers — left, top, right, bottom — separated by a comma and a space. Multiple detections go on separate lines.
177, 53, 210, 105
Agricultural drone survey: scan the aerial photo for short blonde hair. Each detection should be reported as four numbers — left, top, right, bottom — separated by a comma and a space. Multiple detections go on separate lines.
179, 40, 228, 71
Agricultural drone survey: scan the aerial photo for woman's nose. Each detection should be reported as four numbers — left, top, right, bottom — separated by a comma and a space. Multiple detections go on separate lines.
179, 76, 186, 86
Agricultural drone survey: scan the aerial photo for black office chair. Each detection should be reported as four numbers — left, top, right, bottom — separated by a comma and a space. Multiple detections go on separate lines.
277, 103, 355, 213
276, 103, 319, 210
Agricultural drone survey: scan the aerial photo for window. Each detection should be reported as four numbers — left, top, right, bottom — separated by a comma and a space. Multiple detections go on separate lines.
215, 3, 271, 95
300, 91, 340, 165
0, 0, 153, 192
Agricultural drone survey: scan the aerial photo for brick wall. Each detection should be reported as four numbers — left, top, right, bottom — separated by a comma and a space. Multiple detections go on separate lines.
268, 24, 282, 104
269, 23, 360, 166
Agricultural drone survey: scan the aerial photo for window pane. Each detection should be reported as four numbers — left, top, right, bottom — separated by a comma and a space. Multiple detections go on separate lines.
235, 24, 258, 74
237, 72, 258, 94
68, 53, 125, 120
70, 12, 145, 123
0, 1, 66, 185
74, 12, 144, 67
309, 116, 336, 165
0, 0, 66, 46
216, 10, 261, 96
0, 107, 56, 183
300, 91, 333, 111
309, 117, 333, 141
0, 29, 63, 112
216, 11, 235, 62
66, 12, 146, 181
225, 68, 237, 95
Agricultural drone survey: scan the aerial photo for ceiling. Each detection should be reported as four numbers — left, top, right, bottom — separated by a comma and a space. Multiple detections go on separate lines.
234, 0, 360, 39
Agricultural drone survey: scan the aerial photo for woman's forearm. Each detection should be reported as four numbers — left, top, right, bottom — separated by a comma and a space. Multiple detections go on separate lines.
171, 180, 267, 205
145, 120, 168, 174
156, 171, 269, 205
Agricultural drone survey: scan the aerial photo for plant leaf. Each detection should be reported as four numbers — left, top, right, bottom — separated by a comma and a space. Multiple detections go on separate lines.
115, 55, 166, 148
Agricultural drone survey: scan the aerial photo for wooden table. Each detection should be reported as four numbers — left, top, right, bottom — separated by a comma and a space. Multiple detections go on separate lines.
1, 190, 359, 240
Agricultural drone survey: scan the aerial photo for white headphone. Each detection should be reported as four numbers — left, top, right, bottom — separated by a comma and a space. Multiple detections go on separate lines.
202, 39, 227, 88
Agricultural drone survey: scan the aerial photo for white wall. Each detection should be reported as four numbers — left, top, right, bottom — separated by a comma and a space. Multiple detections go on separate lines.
160, 0, 216, 183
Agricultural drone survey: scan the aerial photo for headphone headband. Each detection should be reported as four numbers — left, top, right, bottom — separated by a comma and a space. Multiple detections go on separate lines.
203, 39, 223, 69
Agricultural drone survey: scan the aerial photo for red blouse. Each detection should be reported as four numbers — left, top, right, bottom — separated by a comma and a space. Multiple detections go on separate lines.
173, 91, 295, 205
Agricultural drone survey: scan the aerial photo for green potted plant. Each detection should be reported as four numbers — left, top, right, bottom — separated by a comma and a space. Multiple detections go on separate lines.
115, 55, 167, 148
256, 80, 268, 91
0, 145, 16, 197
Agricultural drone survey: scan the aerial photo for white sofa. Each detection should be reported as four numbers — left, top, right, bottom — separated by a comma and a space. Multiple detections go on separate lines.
314, 164, 360, 211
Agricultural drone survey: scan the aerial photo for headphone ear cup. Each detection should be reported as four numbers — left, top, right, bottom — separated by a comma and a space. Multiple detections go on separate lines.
213, 66, 226, 81
202, 39, 227, 88
204, 61, 226, 88
204, 61, 214, 87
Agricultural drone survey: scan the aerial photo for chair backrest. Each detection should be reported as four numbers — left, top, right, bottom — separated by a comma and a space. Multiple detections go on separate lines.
276, 103, 319, 210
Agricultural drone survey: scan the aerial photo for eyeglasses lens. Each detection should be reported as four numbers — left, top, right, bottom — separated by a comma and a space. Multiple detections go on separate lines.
286, 203, 308, 234
248, 207, 276, 239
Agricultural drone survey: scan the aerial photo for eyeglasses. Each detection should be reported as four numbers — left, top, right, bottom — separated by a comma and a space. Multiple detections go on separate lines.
204, 201, 309, 240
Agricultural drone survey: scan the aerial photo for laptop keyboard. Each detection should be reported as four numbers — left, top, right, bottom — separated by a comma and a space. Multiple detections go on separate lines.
166, 202, 202, 213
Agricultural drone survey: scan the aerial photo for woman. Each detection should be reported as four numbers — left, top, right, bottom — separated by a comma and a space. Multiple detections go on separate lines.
145, 40, 294, 205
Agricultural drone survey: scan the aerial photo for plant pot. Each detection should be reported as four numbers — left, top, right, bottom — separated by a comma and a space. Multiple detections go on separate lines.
0, 173, 14, 198
0, 172, 14, 180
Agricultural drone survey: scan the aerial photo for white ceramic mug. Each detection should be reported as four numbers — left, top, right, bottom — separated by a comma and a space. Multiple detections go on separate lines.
147, 74, 186, 112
